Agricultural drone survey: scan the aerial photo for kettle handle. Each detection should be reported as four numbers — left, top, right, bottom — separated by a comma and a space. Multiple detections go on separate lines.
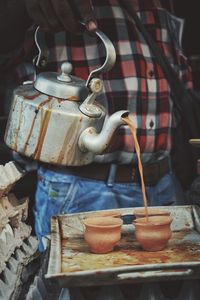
85, 28, 116, 87
34, 26, 49, 69
34, 25, 116, 85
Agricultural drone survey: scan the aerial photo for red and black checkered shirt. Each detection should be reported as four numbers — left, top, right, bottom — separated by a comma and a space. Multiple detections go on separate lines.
4, 0, 193, 164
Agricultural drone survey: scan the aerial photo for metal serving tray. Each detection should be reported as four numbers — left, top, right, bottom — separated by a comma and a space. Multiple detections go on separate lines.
45, 205, 200, 287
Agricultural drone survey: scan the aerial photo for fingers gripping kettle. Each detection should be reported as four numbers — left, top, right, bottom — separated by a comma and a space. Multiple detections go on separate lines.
4, 27, 129, 166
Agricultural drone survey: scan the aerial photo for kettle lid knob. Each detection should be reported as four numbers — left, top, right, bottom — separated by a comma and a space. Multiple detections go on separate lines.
57, 62, 73, 82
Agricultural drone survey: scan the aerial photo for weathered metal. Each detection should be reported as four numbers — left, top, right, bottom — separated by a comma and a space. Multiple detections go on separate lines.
4, 27, 128, 166
46, 205, 200, 287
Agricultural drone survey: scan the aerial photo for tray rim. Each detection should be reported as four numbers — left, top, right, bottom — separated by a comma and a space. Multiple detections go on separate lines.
46, 205, 200, 283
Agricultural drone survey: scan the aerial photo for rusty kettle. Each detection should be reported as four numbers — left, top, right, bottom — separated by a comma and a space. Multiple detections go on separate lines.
4, 27, 128, 166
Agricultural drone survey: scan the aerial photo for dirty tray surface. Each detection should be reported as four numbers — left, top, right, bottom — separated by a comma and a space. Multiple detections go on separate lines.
46, 205, 200, 287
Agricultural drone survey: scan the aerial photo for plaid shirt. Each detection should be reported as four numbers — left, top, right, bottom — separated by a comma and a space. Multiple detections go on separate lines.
3, 0, 193, 164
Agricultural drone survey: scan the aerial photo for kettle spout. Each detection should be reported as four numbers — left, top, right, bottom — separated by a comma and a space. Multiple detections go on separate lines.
78, 110, 129, 154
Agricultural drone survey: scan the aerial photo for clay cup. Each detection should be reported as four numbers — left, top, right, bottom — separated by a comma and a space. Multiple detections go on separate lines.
133, 215, 173, 251
85, 210, 121, 219
83, 216, 123, 254
134, 207, 170, 219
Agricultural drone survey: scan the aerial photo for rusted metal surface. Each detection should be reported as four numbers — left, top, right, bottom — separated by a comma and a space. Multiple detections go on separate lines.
4, 85, 105, 166
46, 205, 200, 287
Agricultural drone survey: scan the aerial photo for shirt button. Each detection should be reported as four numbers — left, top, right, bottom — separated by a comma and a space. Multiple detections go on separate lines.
149, 120, 154, 128
148, 70, 155, 78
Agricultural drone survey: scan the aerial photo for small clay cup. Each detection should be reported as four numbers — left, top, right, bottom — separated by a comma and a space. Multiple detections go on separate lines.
85, 210, 121, 219
133, 215, 173, 251
83, 216, 123, 254
134, 207, 170, 219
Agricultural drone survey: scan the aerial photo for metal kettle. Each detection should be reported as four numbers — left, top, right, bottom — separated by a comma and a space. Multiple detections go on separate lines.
4, 27, 128, 166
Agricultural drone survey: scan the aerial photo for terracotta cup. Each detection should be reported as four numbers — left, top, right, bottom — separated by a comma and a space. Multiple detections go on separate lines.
85, 210, 121, 219
134, 207, 170, 219
83, 216, 123, 254
133, 215, 173, 251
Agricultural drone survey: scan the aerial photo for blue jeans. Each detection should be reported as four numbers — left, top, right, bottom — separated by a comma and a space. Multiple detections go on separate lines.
34, 166, 183, 251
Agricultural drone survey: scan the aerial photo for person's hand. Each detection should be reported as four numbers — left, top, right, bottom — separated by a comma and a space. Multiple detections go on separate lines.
24, 0, 97, 33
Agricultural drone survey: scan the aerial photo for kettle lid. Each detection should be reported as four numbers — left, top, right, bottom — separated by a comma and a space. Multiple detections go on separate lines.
34, 62, 89, 101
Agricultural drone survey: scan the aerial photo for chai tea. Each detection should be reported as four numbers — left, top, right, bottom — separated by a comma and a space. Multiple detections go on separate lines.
122, 116, 148, 220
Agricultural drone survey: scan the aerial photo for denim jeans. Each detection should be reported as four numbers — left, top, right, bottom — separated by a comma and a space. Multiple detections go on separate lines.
34, 166, 184, 252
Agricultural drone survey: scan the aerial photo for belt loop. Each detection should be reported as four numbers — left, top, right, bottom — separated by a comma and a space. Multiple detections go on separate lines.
107, 164, 118, 187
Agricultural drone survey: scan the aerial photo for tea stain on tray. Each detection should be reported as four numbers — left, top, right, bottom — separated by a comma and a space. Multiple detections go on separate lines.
61, 230, 200, 274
